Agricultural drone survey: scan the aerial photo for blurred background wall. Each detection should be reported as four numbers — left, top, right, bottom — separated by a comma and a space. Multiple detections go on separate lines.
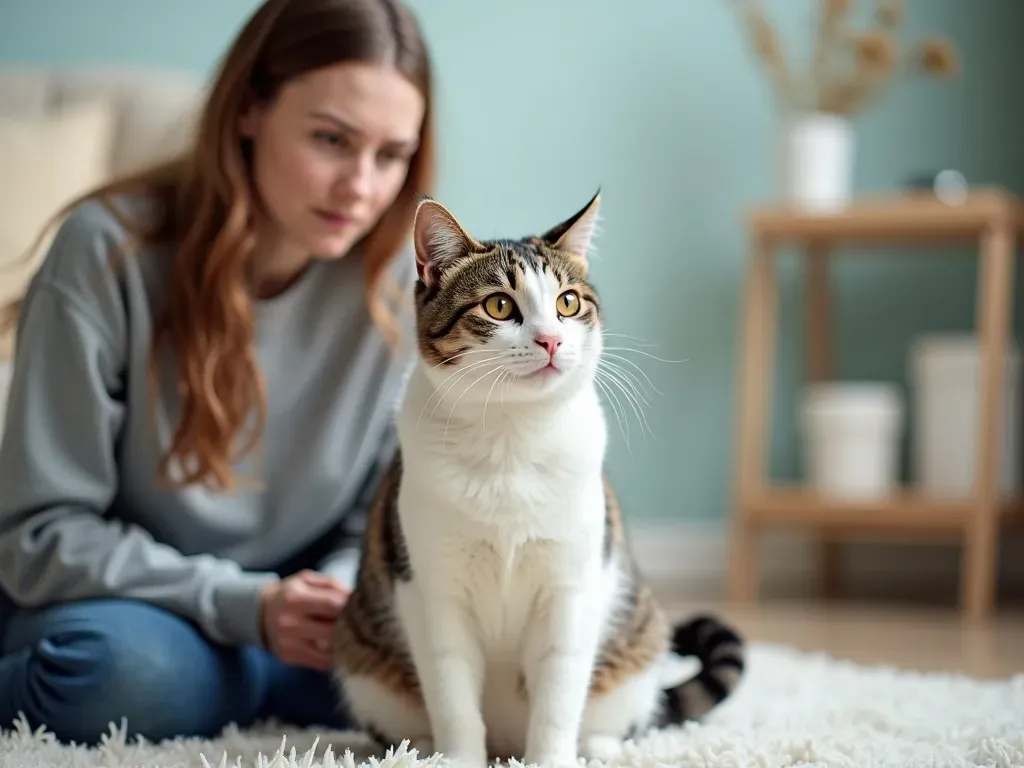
3, 0, 1024, 595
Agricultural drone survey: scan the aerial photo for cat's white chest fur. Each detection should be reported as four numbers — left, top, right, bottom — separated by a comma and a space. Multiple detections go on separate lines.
397, 362, 607, 549
392, 363, 615, 763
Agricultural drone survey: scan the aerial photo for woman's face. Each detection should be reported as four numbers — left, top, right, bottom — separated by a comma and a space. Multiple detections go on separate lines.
240, 61, 425, 271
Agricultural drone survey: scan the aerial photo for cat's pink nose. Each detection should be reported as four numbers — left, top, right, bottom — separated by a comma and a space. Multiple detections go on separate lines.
534, 334, 562, 357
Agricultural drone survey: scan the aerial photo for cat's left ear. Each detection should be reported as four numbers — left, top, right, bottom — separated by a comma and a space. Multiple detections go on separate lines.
539, 189, 601, 270
413, 198, 484, 286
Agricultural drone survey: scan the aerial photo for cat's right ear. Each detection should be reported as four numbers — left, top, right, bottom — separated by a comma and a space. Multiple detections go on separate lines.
413, 199, 482, 286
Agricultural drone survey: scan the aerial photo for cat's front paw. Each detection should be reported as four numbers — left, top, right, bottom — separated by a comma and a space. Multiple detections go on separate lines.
437, 740, 490, 768
581, 734, 623, 762
522, 748, 580, 768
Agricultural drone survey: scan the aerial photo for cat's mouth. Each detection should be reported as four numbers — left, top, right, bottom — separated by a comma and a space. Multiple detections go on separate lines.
520, 361, 562, 380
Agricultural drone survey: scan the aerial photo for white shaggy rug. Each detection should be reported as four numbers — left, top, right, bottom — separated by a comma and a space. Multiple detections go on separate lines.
1, 642, 1022, 768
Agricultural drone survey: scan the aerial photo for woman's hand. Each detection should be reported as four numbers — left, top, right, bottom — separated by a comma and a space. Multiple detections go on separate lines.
259, 569, 350, 670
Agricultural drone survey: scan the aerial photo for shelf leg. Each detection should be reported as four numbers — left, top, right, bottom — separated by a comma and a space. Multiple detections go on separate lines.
805, 241, 842, 599
963, 220, 1015, 620
729, 234, 777, 603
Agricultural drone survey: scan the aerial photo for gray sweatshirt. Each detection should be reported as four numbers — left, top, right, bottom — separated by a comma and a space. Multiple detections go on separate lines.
0, 196, 414, 648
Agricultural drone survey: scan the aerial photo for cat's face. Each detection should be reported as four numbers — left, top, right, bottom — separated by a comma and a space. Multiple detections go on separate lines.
411, 192, 603, 405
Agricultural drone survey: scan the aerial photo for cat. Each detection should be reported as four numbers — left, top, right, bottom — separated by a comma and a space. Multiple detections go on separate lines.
331, 192, 745, 768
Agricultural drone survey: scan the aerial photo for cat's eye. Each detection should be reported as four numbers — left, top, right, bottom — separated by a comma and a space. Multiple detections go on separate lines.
556, 290, 581, 318
483, 293, 516, 320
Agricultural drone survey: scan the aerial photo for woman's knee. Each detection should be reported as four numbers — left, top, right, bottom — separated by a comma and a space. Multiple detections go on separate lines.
0, 598, 265, 744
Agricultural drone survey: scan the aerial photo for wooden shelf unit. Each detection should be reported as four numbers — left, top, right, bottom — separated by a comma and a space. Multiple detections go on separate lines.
727, 186, 1024, 620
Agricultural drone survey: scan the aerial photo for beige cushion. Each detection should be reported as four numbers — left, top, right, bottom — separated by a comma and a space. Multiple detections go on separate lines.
0, 99, 118, 356
0, 66, 203, 177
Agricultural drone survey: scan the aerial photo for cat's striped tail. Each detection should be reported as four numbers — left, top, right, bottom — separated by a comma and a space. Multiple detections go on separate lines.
657, 614, 745, 725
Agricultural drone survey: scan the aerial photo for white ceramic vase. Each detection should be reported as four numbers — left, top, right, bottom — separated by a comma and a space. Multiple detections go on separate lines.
782, 111, 854, 213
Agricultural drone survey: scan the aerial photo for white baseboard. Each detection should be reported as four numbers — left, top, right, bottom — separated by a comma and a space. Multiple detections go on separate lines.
626, 519, 1024, 600
625, 520, 814, 596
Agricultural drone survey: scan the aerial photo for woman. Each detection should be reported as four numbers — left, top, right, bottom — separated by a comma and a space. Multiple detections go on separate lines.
0, 0, 433, 746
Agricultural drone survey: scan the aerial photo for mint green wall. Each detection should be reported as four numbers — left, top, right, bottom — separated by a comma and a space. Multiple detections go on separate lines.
3, 2, 1022, 525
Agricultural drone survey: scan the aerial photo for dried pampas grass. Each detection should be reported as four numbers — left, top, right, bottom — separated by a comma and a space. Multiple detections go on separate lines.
731, 0, 960, 116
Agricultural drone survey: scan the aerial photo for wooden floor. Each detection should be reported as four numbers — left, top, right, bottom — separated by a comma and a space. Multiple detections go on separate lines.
658, 595, 1024, 680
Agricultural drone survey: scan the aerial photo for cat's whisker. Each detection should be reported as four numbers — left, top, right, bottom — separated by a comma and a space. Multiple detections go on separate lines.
598, 359, 655, 406
481, 369, 511, 433
595, 368, 653, 439
427, 357, 506, 425
601, 346, 687, 365
426, 353, 510, 396
598, 360, 654, 411
596, 365, 645, 419
500, 368, 512, 414
608, 366, 656, 436
444, 365, 504, 443
605, 375, 652, 441
593, 368, 632, 437
431, 348, 505, 369
600, 330, 659, 348
601, 352, 664, 397
594, 375, 631, 453
422, 357, 498, 416
418, 355, 508, 428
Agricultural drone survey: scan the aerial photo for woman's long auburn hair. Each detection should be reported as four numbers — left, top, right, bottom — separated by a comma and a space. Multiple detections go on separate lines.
1, 0, 434, 492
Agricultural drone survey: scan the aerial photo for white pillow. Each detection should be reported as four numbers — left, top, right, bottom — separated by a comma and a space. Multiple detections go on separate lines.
0, 99, 117, 356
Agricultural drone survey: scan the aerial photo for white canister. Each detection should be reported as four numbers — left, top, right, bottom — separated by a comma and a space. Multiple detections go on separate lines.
800, 382, 903, 500
909, 334, 1020, 498
782, 111, 855, 213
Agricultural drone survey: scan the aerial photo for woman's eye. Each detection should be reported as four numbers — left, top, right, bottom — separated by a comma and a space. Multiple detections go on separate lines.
314, 131, 352, 150
377, 148, 407, 167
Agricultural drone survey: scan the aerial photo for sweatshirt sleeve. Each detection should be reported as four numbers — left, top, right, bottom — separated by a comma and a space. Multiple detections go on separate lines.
315, 421, 398, 588
315, 242, 413, 589
0, 208, 278, 648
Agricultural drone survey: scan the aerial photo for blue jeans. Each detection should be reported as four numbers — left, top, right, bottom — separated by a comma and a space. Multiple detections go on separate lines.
0, 597, 354, 745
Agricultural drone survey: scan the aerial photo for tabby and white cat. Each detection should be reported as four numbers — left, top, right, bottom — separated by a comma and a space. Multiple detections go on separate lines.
331, 193, 745, 767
